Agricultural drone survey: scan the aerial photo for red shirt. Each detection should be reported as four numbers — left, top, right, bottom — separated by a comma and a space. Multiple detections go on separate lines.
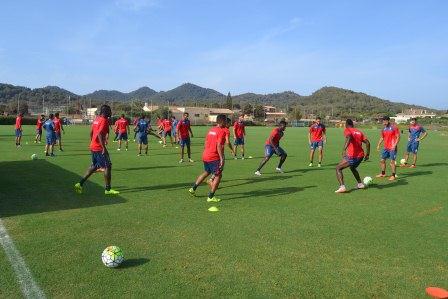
223, 127, 230, 140
36, 118, 43, 129
265, 128, 284, 147
177, 119, 191, 139
15, 116, 22, 129
309, 123, 326, 142
90, 116, 109, 152
114, 120, 119, 132
53, 117, 62, 132
344, 128, 367, 158
162, 119, 172, 132
116, 118, 128, 134
381, 125, 400, 150
202, 126, 226, 162
233, 121, 245, 138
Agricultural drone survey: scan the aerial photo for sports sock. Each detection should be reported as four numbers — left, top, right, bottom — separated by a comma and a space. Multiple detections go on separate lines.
392, 173, 396, 177
208, 191, 215, 198
105, 185, 111, 191
381, 171, 385, 175
192, 183, 198, 191
79, 178, 87, 186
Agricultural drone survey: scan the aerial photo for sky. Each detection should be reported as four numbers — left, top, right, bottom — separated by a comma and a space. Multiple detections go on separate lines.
0, 0, 447, 109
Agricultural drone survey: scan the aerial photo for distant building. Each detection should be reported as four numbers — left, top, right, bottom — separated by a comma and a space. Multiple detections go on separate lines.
85, 108, 98, 120
263, 105, 287, 123
392, 108, 436, 124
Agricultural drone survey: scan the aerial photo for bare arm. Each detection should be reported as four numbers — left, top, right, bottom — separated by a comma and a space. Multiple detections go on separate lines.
342, 136, 351, 157
363, 139, 371, 161
376, 137, 384, 151
418, 131, 428, 141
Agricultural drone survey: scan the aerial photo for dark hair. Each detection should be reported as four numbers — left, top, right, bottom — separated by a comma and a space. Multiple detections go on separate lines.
226, 117, 232, 124
279, 120, 287, 126
49, 113, 54, 119
172, 116, 176, 119
382, 116, 390, 121
216, 114, 226, 124
410, 117, 417, 121
121, 114, 125, 118
55, 112, 59, 117
40, 114, 45, 118
346, 119, 354, 127
316, 117, 321, 120
140, 114, 145, 119
100, 105, 111, 117
184, 112, 189, 117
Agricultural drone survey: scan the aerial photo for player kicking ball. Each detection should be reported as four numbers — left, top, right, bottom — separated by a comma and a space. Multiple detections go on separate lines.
255, 120, 287, 176
177, 112, 194, 163
376, 116, 400, 181
189, 114, 226, 203
335, 119, 371, 193
401, 117, 428, 168
135, 114, 160, 156
74, 105, 119, 195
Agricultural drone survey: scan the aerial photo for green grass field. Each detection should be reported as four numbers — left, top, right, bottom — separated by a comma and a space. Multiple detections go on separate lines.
0, 125, 447, 298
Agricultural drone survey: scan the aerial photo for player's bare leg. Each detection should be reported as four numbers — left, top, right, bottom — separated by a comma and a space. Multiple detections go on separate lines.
318, 147, 323, 166
189, 171, 211, 195
180, 146, 185, 161
335, 160, 350, 193
389, 160, 397, 180
241, 144, 245, 159
309, 149, 315, 166
255, 156, 271, 175
350, 166, 362, 184
58, 136, 63, 151
118, 139, 122, 150
377, 159, 386, 178
277, 153, 287, 170
125, 140, 128, 151
169, 136, 174, 146
411, 153, 417, 167
144, 144, 148, 155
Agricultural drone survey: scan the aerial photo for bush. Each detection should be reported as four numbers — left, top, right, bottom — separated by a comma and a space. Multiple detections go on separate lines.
0, 116, 37, 125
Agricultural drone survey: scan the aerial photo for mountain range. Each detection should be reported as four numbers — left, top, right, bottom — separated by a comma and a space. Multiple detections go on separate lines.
0, 82, 436, 117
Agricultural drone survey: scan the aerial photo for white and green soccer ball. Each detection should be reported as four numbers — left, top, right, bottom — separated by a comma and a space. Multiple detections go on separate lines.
363, 176, 373, 186
31, 154, 38, 160
400, 158, 406, 165
101, 246, 124, 268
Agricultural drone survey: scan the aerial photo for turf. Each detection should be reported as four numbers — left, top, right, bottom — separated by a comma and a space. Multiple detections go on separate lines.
0, 125, 447, 297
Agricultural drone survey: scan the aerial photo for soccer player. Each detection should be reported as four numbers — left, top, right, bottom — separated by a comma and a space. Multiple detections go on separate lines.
116, 114, 129, 151
74, 105, 119, 195
188, 114, 226, 203
308, 117, 326, 167
161, 117, 174, 147
233, 114, 246, 159
224, 117, 235, 155
132, 116, 139, 142
113, 119, 120, 142
135, 115, 161, 156
177, 112, 194, 163
35, 114, 45, 143
376, 116, 400, 181
171, 116, 179, 144
43, 114, 56, 157
254, 121, 288, 176
156, 116, 163, 140
401, 118, 428, 168
14, 113, 23, 147
53, 112, 65, 151
335, 119, 371, 193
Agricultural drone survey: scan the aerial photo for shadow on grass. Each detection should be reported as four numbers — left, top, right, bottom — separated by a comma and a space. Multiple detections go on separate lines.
223, 185, 317, 201
118, 258, 150, 269
0, 160, 125, 218
118, 182, 192, 193
398, 170, 433, 178
221, 175, 296, 189
368, 179, 409, 189
115, 165, 183, 171
417, 162, 448, 167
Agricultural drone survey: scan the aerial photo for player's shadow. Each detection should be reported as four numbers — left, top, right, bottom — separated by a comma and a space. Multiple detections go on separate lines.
417, 162, 448, 167
118, 258, 150, 269
221, 175, 296, 189
368, 179, 409, 189
118, 182, 192, 193
0, 160, 125, 218
398, 170, 433, 178
115, 165, 182, 171
285, 168, 324, 174
223, 185, 317, 200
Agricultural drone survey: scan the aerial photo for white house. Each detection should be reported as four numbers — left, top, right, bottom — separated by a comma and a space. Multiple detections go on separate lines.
392, 108, 436, 124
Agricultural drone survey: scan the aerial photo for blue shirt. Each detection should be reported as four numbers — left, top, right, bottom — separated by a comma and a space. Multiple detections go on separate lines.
136, 119, 149, 134
409, 124, 426, 142
43, 119, 55, 135
172, 120, 179, 131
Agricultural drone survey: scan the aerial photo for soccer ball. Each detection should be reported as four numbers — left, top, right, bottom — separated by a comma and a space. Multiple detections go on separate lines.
400, 158, 406, 165
363, 176, 373, 186
31, 154, 38, 160
101, 246, 124, 268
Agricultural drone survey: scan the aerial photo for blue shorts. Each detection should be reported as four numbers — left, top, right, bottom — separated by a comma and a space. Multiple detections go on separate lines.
118, 132, 128, 141
234, 137, 245, 145
36, 128, 42, 135
381, 149, 397, 160
344, 156, 363, 168
46, 134, 56, 145
162, 130, 171, 137
91, 151, 111, 169
265, 145, 286, 158
203, 160, 222, 175
180, 137, 190, 147
310, 141, 324, 150
55, 132, 61, 140
137, 133, 148, 145
407, 141, 419, 154
15, 129, 22, 137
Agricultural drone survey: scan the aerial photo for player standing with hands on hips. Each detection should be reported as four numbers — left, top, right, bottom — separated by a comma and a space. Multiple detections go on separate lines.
74, 105, 120, 195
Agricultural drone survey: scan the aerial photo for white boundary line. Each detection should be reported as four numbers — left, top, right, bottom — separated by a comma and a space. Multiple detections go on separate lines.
0, 218, 46, 299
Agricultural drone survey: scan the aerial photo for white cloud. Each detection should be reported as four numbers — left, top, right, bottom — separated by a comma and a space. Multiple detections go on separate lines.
115, 0, 157, 11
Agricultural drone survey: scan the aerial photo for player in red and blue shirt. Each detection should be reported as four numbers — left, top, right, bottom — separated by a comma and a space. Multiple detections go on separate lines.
254, 120, 287, 176
54, 112, 65, 151
74, 105, 119, 196
34, 114, 45, 143
233, 114, 246, 159
376, 116, 400, 181
161, 118, 174, 147
116, 114, 129, 151
15, 113, 23, 147
335, 119, 371, 193
308, 117, 326, 167
188, 114, 227, 203
177, 112, 194, 163
401, 118, 428, 168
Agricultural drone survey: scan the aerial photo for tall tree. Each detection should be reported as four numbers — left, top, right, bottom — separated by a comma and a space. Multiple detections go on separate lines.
289, 107, 302, 121
253, 105, 265, 120
224, 92, 233, 109
242, 103, 253, 115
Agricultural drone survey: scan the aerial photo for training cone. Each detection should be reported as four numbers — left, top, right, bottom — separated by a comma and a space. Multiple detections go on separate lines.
248, 156, 253, 159
208, 206, 219, 212
426, 287, 448, 299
